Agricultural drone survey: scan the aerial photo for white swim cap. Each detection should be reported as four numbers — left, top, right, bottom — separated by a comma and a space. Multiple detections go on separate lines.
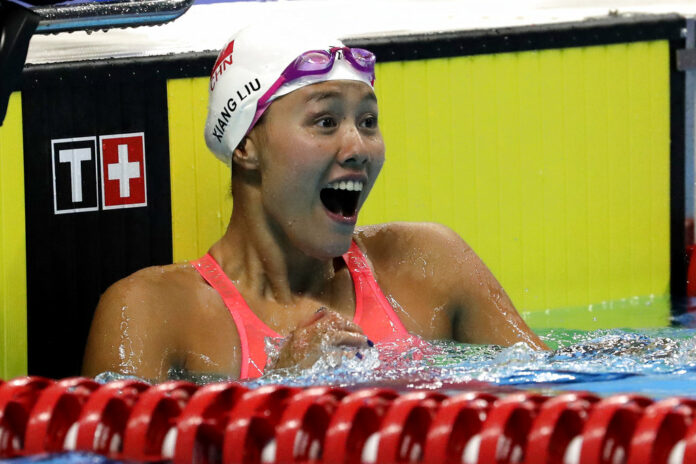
204, 24, 375, 165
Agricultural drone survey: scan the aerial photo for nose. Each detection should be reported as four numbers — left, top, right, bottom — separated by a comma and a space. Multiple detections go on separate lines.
336, 124, 370, 168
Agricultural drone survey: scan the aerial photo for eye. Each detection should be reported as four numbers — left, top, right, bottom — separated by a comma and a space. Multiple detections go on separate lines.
316, 116, 338, 129
361, 114, 378, 129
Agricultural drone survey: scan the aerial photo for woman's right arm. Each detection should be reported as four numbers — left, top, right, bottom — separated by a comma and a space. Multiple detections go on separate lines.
82, 273, 178, 382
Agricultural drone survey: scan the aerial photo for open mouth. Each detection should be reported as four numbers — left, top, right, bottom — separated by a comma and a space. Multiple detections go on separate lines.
320, 180, 363, 219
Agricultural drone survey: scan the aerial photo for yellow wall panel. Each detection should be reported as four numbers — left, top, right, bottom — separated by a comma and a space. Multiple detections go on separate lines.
167, 78, 233, 262
363, 40, 671, 313
562, 47, 590, 307
583, 45, 610, 306
167, 40, 671, 315
540, 50, 569, 308
0, 92, 28, 379
518, 50, 547, 311
605, 45, 632, 303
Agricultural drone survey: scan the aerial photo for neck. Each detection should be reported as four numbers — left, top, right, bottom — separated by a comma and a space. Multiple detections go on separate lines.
208, 180, 341, 305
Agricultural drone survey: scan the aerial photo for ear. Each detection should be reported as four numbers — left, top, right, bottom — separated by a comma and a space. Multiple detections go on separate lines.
232, 135, 260, 170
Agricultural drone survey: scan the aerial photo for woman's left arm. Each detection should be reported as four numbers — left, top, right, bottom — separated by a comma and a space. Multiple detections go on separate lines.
360, 222, 548, 350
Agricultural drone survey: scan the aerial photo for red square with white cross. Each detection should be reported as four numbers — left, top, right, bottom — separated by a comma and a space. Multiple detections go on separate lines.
100, 133, 147, 209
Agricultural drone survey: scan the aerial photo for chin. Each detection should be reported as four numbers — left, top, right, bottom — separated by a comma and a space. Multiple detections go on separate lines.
300, 233, 353, 260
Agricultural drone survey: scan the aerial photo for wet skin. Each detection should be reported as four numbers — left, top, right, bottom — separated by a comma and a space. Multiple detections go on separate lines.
82, 80, 548, 382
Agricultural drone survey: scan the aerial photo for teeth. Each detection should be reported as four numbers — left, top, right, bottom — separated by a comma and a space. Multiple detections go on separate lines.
327, 180, 363, 192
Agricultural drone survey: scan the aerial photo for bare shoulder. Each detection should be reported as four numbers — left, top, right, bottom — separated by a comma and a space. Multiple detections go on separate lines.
82, 262, 203, 380
354, 223, 536, 344
96, 262, 203, 320
354, 222, 547, 349
355, 222, 474, 277
356, 221, 468, 248
109, 262, 200, 298
351, 223, 475, 338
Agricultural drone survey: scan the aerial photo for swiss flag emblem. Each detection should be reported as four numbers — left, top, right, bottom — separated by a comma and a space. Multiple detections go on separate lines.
100, 133, 147, 209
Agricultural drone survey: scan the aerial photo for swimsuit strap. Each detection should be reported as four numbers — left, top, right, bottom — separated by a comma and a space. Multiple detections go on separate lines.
192, 241, 410, 379
192, 254, 280, 379
343, 241, 411, 341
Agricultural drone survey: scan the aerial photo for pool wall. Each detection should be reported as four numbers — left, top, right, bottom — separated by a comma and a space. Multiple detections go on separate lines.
0, 14, 689, 379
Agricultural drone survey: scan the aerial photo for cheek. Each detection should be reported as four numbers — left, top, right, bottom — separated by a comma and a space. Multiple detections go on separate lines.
261, 157, 319, 209
371, 139, 386, 170
267, 140, 327, 185
266, 126, 322, 163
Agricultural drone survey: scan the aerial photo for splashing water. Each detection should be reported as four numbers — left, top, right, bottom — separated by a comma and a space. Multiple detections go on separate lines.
245, 327, 696, 398
96, 325, 696, 399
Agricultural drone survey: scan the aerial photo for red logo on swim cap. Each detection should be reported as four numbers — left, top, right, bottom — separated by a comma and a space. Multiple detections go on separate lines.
210, 40, 235, 91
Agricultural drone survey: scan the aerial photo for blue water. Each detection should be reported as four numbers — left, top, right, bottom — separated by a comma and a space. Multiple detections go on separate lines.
0, 454, 130, 463
4, 320, 696, 463
88, 318, 696, 398
237, 323, 696, 399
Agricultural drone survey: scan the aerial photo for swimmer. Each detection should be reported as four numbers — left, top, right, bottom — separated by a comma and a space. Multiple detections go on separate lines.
82, 24, 548, 382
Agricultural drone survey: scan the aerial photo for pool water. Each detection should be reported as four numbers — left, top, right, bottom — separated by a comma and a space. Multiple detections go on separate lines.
218, 296, 694, 398
237, 322, 696, 399
0, 454, 126, 463
90, 306, 696, 400
5, 309, 696, 463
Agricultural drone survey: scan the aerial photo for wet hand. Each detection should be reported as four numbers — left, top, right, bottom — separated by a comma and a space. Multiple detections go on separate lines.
268, 307, 371, 370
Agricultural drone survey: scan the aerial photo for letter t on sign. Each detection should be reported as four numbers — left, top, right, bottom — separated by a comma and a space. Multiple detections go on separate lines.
59, 148, 92, 202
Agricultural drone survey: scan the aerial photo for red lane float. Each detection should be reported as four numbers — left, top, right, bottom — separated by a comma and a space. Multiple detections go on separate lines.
477, 392, 547, 463
24, 377, 99, 454
578, 394, 653, 464
4, 376, 696, 463
375, 391, 447, 463
526, 392, 600, 464
223, 385, 299, 463
628, 397, 696, 464
173, 381, 248, 464
274, 386, 347, 464
73, 379, 150, 458
323, 388, 398, 463
0, 376, 53, 458
122, 380, 198, 462
422, 391, 497, 464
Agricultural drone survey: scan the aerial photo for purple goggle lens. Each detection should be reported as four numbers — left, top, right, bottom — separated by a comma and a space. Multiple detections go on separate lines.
248, 47, 376, 134
290, 47, 375, 77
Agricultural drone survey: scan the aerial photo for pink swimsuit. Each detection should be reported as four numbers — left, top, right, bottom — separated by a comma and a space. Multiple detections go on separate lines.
193, 241, 411, 379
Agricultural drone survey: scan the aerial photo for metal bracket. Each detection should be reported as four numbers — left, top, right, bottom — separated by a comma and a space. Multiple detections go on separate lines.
678, 48, 696, 71
32, 0, 195, 34
684, 17, 695, 245
678, 18, 696, 71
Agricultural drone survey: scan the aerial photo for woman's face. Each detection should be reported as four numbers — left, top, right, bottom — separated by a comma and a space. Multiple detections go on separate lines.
251, 79, 385, 259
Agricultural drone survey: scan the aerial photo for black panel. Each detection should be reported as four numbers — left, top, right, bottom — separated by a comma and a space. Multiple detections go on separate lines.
670, 37, 688, 302
22, 69, 172, 378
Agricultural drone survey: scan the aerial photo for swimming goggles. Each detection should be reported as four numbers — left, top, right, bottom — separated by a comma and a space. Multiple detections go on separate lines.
249, 47, 376, 129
